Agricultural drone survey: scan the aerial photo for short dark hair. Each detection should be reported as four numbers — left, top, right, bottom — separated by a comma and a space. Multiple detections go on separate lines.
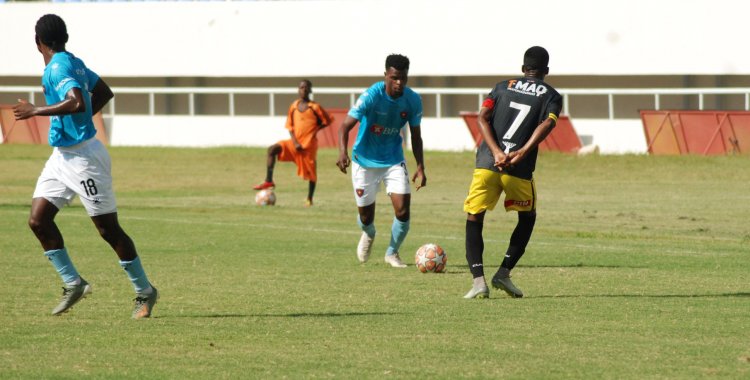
385, 54, 410, 71
300, 79, 312, 88
523, 46, 549, 70
35, 14, 68, 51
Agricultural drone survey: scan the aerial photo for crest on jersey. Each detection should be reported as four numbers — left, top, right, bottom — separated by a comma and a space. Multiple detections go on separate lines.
356, 189, 365, 197
371, 124, 384, 136
400, 111, 407, 119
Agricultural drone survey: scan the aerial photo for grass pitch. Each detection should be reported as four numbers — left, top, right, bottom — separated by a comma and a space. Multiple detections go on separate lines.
1, 145, 749, 379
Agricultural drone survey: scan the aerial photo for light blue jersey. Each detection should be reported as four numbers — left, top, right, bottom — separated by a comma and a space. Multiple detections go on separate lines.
42, 52, 100, 147
348, 82, 423, 167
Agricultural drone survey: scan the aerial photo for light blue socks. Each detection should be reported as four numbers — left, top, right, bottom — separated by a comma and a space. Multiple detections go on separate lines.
357, 216, 376, 238
386, 217, 410, 256
119, 256, 152, 294
44, 248, 80, 285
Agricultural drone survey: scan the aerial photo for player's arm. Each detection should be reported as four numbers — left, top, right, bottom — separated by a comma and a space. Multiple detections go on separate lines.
13, 87, 85, 121
508, 116, 557, 166
336, 115, 358, 173
409, 125, 426, 190
477, 103, 509, 168
314, 104, 333, 129
89, 78, 114, 115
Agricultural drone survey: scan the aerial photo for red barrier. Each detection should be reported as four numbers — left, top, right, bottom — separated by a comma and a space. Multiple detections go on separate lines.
641, 110, 748, 155
0, 105, 109, 145
315, 108, 358, 148
460, 112, 582, 153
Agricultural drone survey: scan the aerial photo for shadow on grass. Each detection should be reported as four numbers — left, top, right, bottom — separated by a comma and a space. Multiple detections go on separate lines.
449, 264, 647, 270
169, 311, 403, 319
533, 292, 750, 299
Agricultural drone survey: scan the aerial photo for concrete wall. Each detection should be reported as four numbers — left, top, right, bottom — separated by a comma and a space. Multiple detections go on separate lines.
106, 115, 645, 154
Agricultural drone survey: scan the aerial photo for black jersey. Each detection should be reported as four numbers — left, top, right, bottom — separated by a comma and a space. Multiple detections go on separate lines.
475, 77, 563, 179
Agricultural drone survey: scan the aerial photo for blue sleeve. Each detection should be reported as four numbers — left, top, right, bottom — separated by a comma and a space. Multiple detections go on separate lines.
348, 87, 375, 120
50, 62, 82, 97
85, 67, 101, 90
408, 92, 423, 127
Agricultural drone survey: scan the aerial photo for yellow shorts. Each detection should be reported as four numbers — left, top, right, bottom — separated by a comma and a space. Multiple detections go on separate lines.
463, 169, 536, 214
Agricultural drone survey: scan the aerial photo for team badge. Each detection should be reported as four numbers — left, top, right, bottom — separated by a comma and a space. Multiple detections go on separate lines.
356, 189, 365, 197
400, 111, 407, 119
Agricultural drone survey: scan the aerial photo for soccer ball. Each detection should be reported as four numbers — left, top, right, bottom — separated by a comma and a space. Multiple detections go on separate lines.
255, 189, 276, 206
415, 243, 447, 273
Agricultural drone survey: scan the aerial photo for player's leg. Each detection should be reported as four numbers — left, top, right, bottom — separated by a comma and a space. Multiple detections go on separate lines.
30, 154, 92, 315
304, 159, 317, 207
352, 162, 379, 263
383, 193, 409, 268
462, 169, 503, 298
90, 213, 157, 318
254, 143, 282, 190
306, 181, 316, 207
490, 175, 537, 298
382, 162, 411, 268
30, 197, 93, 314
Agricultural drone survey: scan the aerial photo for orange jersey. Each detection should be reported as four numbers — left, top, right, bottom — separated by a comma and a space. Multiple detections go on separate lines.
277, 99, 334, 182
285, 99, 333, 150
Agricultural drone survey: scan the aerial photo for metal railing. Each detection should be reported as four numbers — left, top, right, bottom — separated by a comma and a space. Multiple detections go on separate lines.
3, 85, 750, 119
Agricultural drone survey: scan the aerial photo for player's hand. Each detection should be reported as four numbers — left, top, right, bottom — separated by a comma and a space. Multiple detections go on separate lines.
13, 99, 35, 120
336, 152, 350, 173
493, 150, 510, 169
508, 149, 527, 166
411, 166, 426, 190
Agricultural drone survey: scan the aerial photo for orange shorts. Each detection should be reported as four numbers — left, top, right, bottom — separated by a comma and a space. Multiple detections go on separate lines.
277, 139, 318, 182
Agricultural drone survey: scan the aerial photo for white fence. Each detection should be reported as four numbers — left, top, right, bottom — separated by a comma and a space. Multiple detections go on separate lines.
4, 86, 750, 119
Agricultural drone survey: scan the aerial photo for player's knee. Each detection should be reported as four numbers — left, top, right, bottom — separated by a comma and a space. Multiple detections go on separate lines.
96, 224, 125, 244
28, 215, 46, 233
395, 209, 410, 222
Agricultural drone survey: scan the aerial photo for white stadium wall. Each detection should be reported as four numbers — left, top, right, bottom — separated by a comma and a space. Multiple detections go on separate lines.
0, 0, 744, 152
105, 115, 645, 154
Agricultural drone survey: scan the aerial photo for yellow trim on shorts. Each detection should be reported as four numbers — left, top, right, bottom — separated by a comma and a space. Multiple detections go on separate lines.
548, 113, 558, 122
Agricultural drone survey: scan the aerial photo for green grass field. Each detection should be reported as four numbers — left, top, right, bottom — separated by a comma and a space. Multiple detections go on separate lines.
1, 145, 748, 379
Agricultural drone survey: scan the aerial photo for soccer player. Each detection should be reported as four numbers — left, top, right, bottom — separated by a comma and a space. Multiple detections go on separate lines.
253, 79, 334, 207
463, 46, 563, 298
336, 54, 426, 268
13, 14, 158, 318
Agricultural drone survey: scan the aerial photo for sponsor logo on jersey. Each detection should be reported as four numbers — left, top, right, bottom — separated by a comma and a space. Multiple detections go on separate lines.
371, 124, 401, 136
504, 199, 531, 207
356, 189, 365, 197
507, 79, 548, 97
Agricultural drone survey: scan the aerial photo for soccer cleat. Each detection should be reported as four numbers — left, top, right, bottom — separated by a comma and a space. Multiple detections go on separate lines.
356, 232, 374, 263
491, 268, 524, 298
384, 253, 407, 268
51, 278, 92, 315
132, 286, 159, 319
463, 285, 490, 299
253, 181, 275, 190
304, 199, 313, 207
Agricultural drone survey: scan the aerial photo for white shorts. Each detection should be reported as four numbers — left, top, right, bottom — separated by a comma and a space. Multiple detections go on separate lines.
33, 138, 117, 216
351, 161, 411, 207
